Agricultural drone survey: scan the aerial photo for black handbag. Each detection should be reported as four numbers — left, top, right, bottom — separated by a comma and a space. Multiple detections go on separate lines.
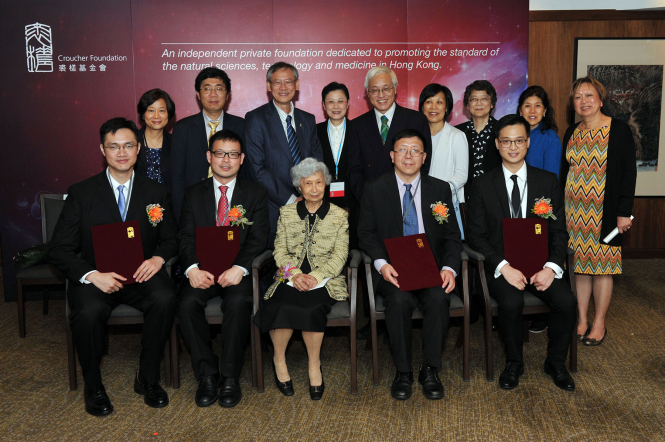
13, 243, 50, 269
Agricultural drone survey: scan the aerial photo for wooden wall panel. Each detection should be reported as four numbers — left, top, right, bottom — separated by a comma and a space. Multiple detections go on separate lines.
528, 13, 665, 257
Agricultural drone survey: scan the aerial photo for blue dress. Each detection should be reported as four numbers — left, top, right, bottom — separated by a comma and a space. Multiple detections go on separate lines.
525, 124, 561, 177
144, 148, 164, 184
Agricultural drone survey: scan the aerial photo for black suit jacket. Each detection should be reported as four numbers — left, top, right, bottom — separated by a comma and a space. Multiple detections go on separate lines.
48, 171, 179, 284
170, 110, 245, 219
317, 119, 357, 211
178, 177, 269, 272
466, 164, 568, 273
136, 127, 172, 189
347, 104, 432, 202
244, 102, 323, 240
358, 172, 462, 286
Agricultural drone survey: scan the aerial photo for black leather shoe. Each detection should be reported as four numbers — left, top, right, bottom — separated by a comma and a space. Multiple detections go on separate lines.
498, 362, 524, 390
309, 368, 325, 401
272, 362, 294, 396
356, 322, 387, 340
134, 371, 169, 408
529, 320, 548, 334
219, 377, 242, 408
391, 370, 413, 400
544, 361, 575, 391
418, 365, 444, 400
583, 327, 607, 346
195, 375, 220, 407
577, 321, 592, 342
84, 385, 113, 417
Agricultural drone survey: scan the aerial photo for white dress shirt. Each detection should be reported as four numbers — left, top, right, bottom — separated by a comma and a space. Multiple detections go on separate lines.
203, 110, 225, 139
185, 176, 248, 278
494, 163, 563, 279
374, 102, 396, 132
374, 172, 457, 279
327, 118, 346, 166
273, 101, 300, 205
428, 123, 469, 202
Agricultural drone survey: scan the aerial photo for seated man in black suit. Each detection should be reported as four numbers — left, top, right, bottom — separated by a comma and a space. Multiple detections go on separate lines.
170, 67, 246, 219
49, 117, 179, 416
466, 114, 577, 391
177, 130, 269, 408
358, 128, 462, 401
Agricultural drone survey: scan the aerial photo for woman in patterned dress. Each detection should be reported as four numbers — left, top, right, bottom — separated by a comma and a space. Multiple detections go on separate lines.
136, 89, 176, 187
560, 77, 637, 346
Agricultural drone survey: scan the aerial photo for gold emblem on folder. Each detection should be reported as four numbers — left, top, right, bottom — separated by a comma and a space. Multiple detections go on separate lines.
127, 227, 135, 238
535, 224, 542, 235
417, 239, 424, 248
227, 231, 234, 241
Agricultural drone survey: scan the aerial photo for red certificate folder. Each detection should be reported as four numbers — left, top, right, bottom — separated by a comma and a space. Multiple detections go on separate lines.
91, 220, 144, 284
384, 234, 442, 292
502, 218, 549, 278
196, 226, 240, 278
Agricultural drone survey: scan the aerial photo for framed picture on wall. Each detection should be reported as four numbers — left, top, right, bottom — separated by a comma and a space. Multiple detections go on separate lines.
574, 38, 665, 196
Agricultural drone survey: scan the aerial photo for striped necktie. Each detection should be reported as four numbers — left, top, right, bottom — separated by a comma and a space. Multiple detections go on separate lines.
380, 115, 389, 145
286, 115, 302, 165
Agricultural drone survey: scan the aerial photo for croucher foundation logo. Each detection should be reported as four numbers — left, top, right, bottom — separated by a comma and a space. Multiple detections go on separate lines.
25, 22, 53, 73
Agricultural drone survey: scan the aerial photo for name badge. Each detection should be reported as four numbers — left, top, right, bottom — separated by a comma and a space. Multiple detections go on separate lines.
330, 182, 345, 198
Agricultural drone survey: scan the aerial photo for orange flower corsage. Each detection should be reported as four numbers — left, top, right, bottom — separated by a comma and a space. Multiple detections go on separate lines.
531, 197, 557, 220
146, 204, 164, 227
430, 201, 449, 224
226, 205, 254, 229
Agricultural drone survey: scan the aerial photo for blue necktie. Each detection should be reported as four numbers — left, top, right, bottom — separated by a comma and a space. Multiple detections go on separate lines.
286, 115, 302, 165
403, 183, 419, 236
117, 184, 126, 221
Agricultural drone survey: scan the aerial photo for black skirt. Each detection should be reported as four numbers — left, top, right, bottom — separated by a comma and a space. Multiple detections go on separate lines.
254, 283, 336, 333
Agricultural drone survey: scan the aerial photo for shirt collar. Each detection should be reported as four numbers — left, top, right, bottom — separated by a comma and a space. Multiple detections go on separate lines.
213, 176, 237, 194
203, 110, 224, 126
395, 171, 421, 190
374, 102, 396, 123
107, 167, 135, 189
296, 199, 330, 220
327, 118, 346, 133
273, 100, 294, 119
501, 162, 527, 183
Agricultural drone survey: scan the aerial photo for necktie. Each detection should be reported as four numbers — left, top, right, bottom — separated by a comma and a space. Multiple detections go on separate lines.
117, 184, 126, 221
207, 121, 220, 178
286, 115, 302, 165
510, 175, 522, 218
217, 185, 230, 226
403, 183, 419, 236
380, 115, 389, 145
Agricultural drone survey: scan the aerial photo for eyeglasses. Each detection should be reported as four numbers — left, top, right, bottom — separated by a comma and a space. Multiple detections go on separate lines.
269, 79, 296, 88
211, 150, 241, 159
469, 96, 491, 104
325, 99, 348, 106
104, 143, 138, 151
393, 148, 424, 157
200, 85, 227, 94
498, 139, 527, 149
368, 86, 394, 96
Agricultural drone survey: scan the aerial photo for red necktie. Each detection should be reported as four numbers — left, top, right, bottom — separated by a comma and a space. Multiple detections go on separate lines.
217, 185, 229, 226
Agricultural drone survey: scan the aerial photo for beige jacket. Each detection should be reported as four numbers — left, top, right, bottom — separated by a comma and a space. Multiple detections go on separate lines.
265, 202, 349, 301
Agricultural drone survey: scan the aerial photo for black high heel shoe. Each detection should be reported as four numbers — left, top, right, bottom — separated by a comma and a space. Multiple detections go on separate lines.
272, 361, 294, 396
309, 367, 325, 401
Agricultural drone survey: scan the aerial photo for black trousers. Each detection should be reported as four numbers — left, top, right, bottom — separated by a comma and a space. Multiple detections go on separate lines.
177, 276, 253, 379
377, 279, 450, 372
68, 271, 177, 391
486, 276, 577, 366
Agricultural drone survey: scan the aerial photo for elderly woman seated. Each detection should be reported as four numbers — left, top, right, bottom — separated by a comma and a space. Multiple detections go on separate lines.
253, 158, 349, 400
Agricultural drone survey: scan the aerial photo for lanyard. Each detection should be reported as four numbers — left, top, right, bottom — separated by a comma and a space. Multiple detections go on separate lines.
327, 118, 346, 181
401, 176, 421, 224
107, 168, 134, 221
507, 177, 527, 219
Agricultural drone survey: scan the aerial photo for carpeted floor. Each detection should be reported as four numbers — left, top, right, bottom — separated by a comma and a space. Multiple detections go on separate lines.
1, 259, 664, 441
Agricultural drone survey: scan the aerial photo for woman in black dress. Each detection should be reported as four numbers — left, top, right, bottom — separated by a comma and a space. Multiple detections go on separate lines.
136, 89, 176, 187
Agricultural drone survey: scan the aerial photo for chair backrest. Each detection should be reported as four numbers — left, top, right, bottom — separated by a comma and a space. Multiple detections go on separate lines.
41, 194, 67, 243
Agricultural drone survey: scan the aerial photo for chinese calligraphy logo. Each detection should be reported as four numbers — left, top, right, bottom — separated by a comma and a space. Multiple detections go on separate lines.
25, 23, 53, 73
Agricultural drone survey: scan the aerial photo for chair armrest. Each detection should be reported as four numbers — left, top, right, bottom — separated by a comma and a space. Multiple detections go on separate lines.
463, 244, 485, 262
567, 247, 574, 256
362, 251, 372, 265
348, 249, 361, 269
164, 256, 178, 278
252, 250, 274, 270
461, 250, 469, 262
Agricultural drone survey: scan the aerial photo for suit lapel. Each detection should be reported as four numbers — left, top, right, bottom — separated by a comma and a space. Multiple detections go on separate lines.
384, 105, 403, 146
525, 166, 537, 219
95, 172, 123, 223
203, 178, 217, 226
195, 111, 209, 153
294, 108, 309, 156
387, 174, 404, 236
492, 169, 511, 219
125, 174, 146, 222
266, 103, 293, 161
420, 175, 436, 240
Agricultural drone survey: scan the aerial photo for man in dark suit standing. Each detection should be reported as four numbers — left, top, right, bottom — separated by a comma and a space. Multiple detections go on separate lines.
177, 130, 269, 408
170, 67, 246, 219
346, 66, 432, 204
466, 114, 577, 391
358, 128, 462, 401
49, 118, 178, 416
316, 81, 358, 249
244, 61, 323, 246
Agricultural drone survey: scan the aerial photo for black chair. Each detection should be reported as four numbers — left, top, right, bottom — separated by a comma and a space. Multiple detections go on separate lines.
65, 257, 178, 391
16, 193, 67, 337
363, 250, 471, 385
464, 244, 578, 381
252, 250, 360, 394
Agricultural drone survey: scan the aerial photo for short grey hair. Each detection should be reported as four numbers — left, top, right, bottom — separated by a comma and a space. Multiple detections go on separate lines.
266, 61, 299, 82
364, 65, 398, 90
290, 158, 332, 190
